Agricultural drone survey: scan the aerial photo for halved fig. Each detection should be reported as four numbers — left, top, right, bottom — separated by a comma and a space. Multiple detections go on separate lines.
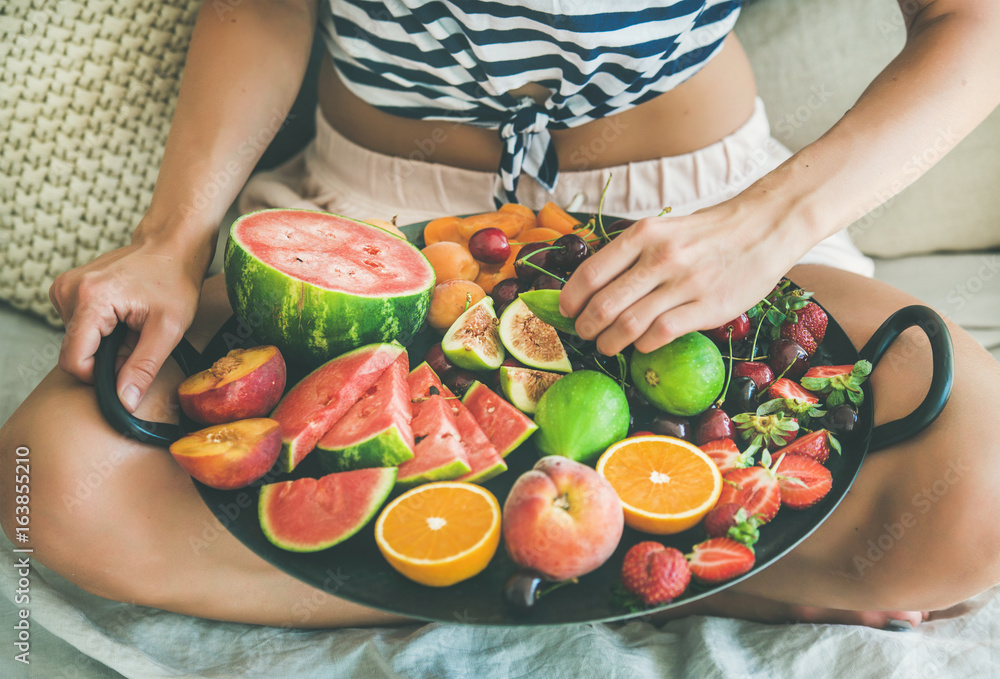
177, 346, 286, 425
498, 298, 572, 372
517, 289, 577, 335
499, 366, 563, 414
169, 418, 282, 490
442, 296, 505, 371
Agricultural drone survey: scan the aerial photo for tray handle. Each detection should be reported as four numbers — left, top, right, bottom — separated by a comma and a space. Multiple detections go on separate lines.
94, 322, 202, 447
859, 305, 954, 452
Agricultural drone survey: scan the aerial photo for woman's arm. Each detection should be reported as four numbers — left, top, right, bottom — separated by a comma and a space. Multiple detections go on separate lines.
50, 0, 317, 411
560, 0, 1000, 356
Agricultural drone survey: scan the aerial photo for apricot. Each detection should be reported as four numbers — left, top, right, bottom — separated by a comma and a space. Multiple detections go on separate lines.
474, 245, 520, 294
361, 216, 406, 239
422, 241, 480, 282
177, 346, 286, 425
427, 279, 487, 333
515, 228, 562, 244
536, 202, 582, 235
423, 216, 466, 246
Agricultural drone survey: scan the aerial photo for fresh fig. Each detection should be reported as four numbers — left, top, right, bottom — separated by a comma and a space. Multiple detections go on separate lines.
498, 298, 572, 373
499, 366, 563, 414
441, 297, 505, 371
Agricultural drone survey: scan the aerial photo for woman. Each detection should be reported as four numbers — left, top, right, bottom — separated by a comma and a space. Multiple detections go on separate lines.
2, 0, 999, 629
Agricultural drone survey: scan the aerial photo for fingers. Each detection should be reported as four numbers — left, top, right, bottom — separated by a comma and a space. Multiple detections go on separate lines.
117, 313, 185, 413
57, 299, 122, 385
558, 226, 644, 318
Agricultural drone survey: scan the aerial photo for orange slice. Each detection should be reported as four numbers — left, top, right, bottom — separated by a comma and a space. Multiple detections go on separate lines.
596, 435, 722, 535
374, 482, 501, 587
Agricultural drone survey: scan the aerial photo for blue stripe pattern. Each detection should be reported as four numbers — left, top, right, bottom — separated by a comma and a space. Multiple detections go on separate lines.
320, 0, 743, 205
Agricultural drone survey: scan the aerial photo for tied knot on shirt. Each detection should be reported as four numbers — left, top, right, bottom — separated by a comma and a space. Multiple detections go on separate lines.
495, 97, 559, 207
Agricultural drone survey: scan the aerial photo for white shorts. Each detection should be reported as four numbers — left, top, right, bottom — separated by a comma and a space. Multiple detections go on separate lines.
239, 98, 874, 277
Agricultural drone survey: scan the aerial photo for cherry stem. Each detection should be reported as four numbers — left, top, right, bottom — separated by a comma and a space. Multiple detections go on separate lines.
715, 331, 734, 407
657, 206, 672, 216
516, 259, 566, 283
597, 174, 612, 243
537, 577, 579, 600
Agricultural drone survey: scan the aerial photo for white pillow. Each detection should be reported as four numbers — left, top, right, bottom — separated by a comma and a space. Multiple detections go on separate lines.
736, 0, 1000, 257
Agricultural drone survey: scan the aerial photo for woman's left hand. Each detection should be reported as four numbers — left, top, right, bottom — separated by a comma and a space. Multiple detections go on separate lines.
558, 197, 807, 356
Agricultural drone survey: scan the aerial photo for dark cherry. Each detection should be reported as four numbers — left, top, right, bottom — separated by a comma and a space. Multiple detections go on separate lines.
822, 404, 859, 437
424, 342, 456, 379
768, 338, 810, 380
723, 376, 759, 416
550, 233, 590, 272
444, 369, 477, 397
503, 570, 546, 610
467, 227, 511, 264
532, 273, 565, 291
514, 242, 554, 283
648, 412, 692, 441
703, 314, 751, 345
491, 277, 523, 309
732, 361, 775, 391
606, 218, 635, 239
694, 407, 736, 446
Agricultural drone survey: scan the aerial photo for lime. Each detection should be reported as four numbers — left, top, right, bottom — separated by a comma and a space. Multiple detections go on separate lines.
533, 370, 630, 465
630, 333, 725, 417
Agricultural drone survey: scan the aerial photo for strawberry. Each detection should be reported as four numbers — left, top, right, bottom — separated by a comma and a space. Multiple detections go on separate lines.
775, 453, 833, 509
779, 301, 828, 356
732, 361, 775, 390
699, 438, 753, 475
620, 542, 691, 606
801, 360, 873, 407
773, 429, 840, 464
702, 503, 762, 549
717, 465, 781, 523
687, 537, 756, 584
767, 378, 819, 405
732, 411, 799, 456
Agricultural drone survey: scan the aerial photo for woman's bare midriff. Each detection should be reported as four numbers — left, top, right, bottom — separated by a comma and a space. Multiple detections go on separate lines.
318, 36, 758, 173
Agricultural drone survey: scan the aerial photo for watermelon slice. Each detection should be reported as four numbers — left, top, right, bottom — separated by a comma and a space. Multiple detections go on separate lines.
438, 386, 507, 484
258, 467, 397, 552
462, 381, 538, 457
395, 365, 470, 486
225, 209, 435, 367
270, 343, 404, 472
315, 352, 414, 472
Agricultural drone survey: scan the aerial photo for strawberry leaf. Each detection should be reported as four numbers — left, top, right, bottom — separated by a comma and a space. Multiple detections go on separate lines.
828, 432, 842, 455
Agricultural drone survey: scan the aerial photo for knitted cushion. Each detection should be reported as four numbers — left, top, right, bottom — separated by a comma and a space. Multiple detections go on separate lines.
0, 0, 199, 325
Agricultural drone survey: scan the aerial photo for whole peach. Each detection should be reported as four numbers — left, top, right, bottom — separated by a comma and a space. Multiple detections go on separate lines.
502, 456, 624, 581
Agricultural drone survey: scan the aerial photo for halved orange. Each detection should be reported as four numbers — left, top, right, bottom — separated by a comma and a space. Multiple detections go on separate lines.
596, 435, 722, 535
374, 482, 501, 587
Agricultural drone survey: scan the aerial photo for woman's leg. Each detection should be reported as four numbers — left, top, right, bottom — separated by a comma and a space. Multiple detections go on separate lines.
0, 274, 409, 627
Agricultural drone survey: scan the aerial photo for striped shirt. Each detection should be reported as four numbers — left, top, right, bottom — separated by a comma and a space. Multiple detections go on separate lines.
319, 1, 744, 206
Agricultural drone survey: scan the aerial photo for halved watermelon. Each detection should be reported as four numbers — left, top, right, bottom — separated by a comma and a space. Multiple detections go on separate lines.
259, 467, 397, 552
270, 342, 404, 472
315, 352, 414, 472
462, 381, 538, 457
225, 209, 435, 366
395, 364, 470, 486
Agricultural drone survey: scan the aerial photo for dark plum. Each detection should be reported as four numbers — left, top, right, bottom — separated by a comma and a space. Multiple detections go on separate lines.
514, 242, 554, 283
503, 570, 545, 610
424, 342, 456, 379
703, 314, 751, 345
444, 369, 477, 396
467, 227, 510, 264
648, 412, 692, 441
532, 273, 564, 291
491, 278, 522, 309
550, 233, 590, 272
768, 338, 810, 380
821, 404, 859, 437
693, 407, 736, 446
723, 376, 759, 416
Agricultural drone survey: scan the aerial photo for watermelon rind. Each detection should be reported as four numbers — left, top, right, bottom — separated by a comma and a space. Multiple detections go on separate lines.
258, 467, 397, 552
317, 426, 414, 473
396, 367, 471, 487
224, 208, 434, 367
462, 381, 538, 457
270, 342, 404, 472
436, 382, 507, 484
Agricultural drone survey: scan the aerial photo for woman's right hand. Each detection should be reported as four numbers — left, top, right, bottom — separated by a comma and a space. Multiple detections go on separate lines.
49, 240, 204, 413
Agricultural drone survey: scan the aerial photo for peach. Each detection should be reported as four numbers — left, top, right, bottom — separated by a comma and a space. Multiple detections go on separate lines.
169, 418, 282, 490
502, 456, 624, 581
177, 346, 286, 425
